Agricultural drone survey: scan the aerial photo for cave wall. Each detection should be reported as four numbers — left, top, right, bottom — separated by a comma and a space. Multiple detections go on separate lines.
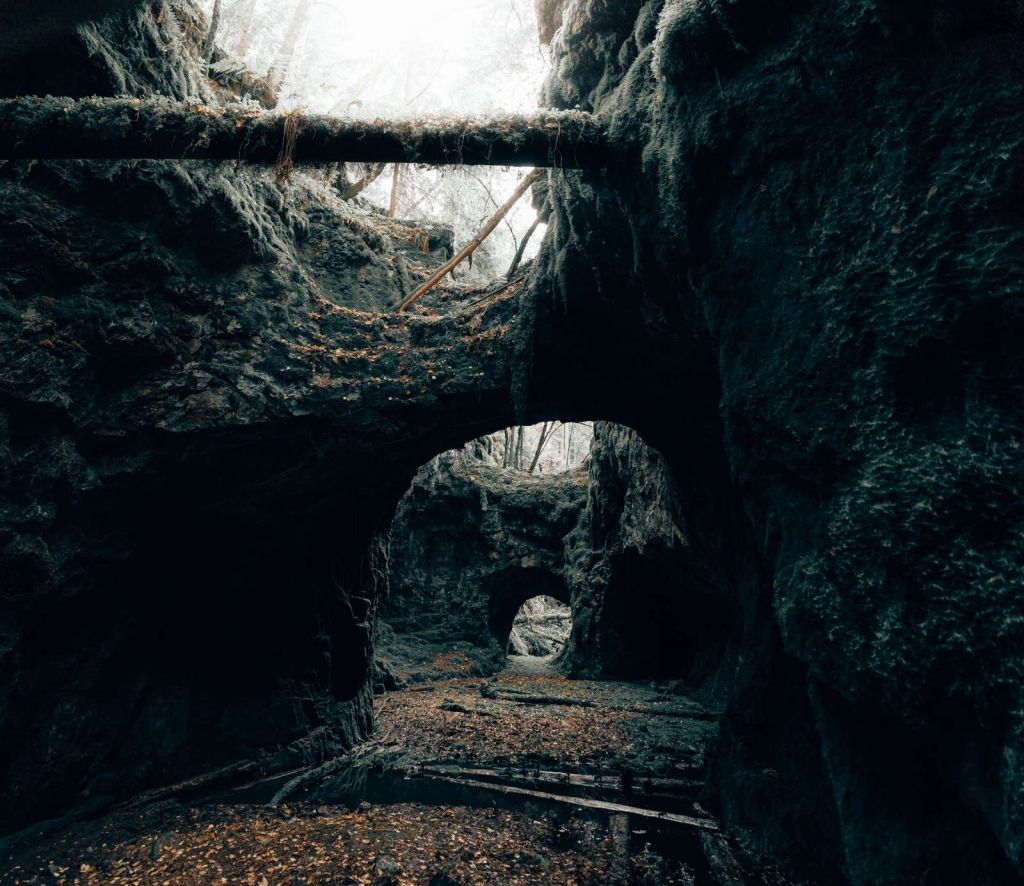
0, 1, 545, 834
535, 0, 1024, 883
380, 448, 585, 681
564, 422, 735, 690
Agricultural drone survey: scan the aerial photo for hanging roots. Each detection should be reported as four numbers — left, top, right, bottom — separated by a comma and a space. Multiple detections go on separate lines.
275, 110, 301, 183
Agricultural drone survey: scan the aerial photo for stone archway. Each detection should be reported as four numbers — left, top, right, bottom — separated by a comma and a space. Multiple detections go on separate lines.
485, 566, 570, 654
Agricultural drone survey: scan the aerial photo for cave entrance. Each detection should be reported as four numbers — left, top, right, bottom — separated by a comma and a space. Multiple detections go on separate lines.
506, 594, 571, 659
379, 421, 593, 682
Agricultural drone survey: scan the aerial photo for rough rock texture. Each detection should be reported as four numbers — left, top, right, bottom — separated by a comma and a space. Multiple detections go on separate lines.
380, 450, 585, 680
564, 423, 735, 690
536, 1, 1024, 883
0, 1, 536, 834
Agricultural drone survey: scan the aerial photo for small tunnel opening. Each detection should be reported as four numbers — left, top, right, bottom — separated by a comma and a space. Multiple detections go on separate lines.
506, 595, 571, 658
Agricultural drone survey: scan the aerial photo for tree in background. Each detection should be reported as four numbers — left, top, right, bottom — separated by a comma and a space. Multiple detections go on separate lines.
196, 0, 550, 280
477, 423, 594, 474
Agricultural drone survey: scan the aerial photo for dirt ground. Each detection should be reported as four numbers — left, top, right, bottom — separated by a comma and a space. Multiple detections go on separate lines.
0, 660, 803, 886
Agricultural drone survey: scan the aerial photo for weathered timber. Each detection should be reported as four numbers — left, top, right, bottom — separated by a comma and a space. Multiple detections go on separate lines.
422, 775, 720, 831
0, 97, 613, 168
417, 764, 701, 794
269, 756, 352, 806
480, 685, 719, 721
125, 759, 260, 808
610, 813, 631, 886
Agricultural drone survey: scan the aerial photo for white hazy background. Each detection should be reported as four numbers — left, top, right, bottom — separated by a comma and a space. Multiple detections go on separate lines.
198, 0, 550, 278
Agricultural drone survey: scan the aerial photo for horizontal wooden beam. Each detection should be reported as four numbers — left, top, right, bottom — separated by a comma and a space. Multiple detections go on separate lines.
0, 97, 614, 168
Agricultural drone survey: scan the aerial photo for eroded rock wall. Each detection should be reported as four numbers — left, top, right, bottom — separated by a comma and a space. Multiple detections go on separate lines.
0, 1, 533, 833
564, 422, 735, 691
537, 1, 1024, 883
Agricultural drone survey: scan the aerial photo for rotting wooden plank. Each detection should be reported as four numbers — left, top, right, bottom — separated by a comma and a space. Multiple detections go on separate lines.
610, 812, 631, 885
418, 764, 701, 794
481, 685, 719, 721
421, 774, 720, 831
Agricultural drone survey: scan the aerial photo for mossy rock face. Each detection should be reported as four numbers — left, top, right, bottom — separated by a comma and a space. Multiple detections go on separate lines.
538, 0, 1024, 883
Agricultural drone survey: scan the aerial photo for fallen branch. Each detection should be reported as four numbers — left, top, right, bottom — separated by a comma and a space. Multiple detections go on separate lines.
440, 699, 495, 717
398, 169, 542, 312
480, 685, 718, 721
270, 755, 351, 805
126, 759, 260, 808
0, 98, 612, 168
421, 774, 719, 831
507, 206, 545, 277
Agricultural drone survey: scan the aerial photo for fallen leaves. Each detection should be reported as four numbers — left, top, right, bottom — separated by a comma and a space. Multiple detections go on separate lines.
3, 803, 615, 886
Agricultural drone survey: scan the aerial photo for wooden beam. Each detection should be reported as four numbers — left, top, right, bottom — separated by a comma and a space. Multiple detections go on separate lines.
421, 774, 721, 831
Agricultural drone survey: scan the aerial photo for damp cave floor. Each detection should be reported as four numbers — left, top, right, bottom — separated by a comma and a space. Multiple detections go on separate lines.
2, 663, 805, 886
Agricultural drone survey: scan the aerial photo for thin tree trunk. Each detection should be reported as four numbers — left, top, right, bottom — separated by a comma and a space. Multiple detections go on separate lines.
515, 426, 525, 470
267, 0, 313, 98
398, 169, 542, 312
203, 0, 223, 63
388, 163, 401, 218
528, 423, 550, 473
0, 99, 611, 169
232, 0, 260, 57
503, 429, 512, 467
339, 162, 387, 199
565, 423, 574, 468
529, 421, 561, 473
507, 207, 544, 277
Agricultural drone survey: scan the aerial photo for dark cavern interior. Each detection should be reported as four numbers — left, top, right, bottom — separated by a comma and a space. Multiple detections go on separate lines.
0, 0, 1022, 883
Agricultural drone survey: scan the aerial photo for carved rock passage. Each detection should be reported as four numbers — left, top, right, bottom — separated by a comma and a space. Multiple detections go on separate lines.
380, 451, 585, 680
539, 0, 1024, 883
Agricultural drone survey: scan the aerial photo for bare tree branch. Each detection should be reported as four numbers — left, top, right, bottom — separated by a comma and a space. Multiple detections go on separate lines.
338, 162, 387, 199
398, 169, 542, 312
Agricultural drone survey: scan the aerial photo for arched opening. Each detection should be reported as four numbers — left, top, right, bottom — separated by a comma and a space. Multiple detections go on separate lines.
485, 571, 570, 655
506, 595, 571, 658
376, 418, 739, 691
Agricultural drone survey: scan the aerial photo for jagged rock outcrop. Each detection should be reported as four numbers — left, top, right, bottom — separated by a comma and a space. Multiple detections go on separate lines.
563, 423, 735, 690
380, 451, 585, 680
536, 1, 1024, 883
